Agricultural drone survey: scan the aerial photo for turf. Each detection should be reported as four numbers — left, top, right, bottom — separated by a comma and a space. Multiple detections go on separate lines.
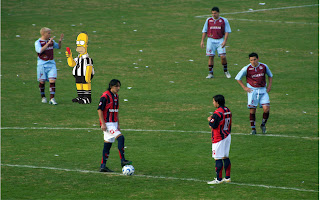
1, 0, 319, 199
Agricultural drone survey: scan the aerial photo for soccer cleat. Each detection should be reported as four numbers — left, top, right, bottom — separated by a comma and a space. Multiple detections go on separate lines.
78, 97, 90, 104
72, 97, 81, 103
224, 71, 231, 78
260, 125, 267, 134
121, 160, 133, 167
49, 98, 58, 105
99, 167, 114, 172
222, 178, 231, 183
41, 97, 47, 103
251, 130, 256, 135
206, 74, 214, 79
207, 178, 223, 185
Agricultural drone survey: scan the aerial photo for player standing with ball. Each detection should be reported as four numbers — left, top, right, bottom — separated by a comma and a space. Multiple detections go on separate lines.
207, 95, 232, 184
201, 7, 232, 79
98, 79, 132, 172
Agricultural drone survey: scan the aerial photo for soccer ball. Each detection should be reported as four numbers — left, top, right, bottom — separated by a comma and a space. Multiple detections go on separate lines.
122, 165, 135, 176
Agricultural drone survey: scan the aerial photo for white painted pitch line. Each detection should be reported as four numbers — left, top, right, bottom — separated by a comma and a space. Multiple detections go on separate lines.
195, 4, 319, 18
228, 18, 319, 25
2, 164, 318, 193
1, 127, 318, 140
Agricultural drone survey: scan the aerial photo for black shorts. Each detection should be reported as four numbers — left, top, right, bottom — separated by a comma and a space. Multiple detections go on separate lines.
74, 75, 94, 83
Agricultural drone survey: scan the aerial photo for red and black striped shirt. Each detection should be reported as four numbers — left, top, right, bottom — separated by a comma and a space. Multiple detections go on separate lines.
98, 90, 119, 124
209, 106, 232, 143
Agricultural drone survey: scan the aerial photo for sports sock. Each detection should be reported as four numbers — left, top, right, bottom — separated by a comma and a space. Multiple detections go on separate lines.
208, 65, 213, 75
39, 83, 45, 98
49, 83, 55, 99
250, 113, 256, 130
101, 142, 112, 168
223, 64, 228, 72
215, 159, 223, 181
261, 112, 269, 126
223, 158, 231, 179
117, 135, 125, 162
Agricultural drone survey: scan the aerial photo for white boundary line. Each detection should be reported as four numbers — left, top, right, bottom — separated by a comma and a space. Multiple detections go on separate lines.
228, 18, 319, 25
2, 164, 318, 193
1, 127, 318, 140
195, 4, 319, 18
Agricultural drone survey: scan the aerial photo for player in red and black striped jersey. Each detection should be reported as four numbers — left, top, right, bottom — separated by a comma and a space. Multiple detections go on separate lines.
97, 79, 132, 172
207, 95, 232, 184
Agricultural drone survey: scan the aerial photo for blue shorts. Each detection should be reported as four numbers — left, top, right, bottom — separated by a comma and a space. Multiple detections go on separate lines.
37, 63, 57, 82
206, 38, 226, 56
247, 88, 270, 108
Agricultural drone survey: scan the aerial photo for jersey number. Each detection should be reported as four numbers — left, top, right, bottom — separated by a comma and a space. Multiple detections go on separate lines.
223, 118, 231, 131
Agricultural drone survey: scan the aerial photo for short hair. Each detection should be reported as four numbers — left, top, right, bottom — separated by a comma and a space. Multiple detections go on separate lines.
40, 27, 51, 35
108, 79, 121, 90
213, 94, 225, 107
212, 7, 220, 12
249, 52, 259, 59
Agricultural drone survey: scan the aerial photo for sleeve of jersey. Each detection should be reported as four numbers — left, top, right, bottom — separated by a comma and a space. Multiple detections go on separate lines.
35, 40, 41, 53
235, 66, 248, 80
265, 65, 273, 77
202, 18, 209, 33
209, 113, 222, 129
224, 18, 232, 33
53, 40, 60, 49
97, 97, 108, 111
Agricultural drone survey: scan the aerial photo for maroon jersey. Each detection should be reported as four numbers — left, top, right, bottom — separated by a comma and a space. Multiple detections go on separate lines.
207, 17, 226, 39
209, 106, 232, 143
98, 90, 119, 124
246, 63, 271, 88
37, 40, 54, 61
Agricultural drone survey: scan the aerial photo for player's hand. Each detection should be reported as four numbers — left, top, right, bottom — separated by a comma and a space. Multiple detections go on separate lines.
207, 116, 212, 122
65, 51, 72, 58
48, 37, 54, 44
101, 123, 107, 131
244, 87, 253, 93
221, 41, 226, 48
267, 87, 271, 93
201, 41, 205, 49
59, 33, 64, 42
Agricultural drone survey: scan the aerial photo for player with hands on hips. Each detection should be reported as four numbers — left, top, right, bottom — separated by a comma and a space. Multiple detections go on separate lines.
235, 52, 273, 135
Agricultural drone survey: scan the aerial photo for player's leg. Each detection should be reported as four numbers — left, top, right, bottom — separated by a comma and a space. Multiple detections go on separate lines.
116, 134, 132, 167
37, 64, 47, 103
81, 83, 92, 104
208, 142, 224, 184
248, 90, 258, 134
220, 54, 231, 78
260, 92, 270, 134
47, 64, 58, 105
100, 141, 113, 172
206, 38, 215, 78
250, 108, 257, 134
222, 135, 231, 182
74, 83, 84, 103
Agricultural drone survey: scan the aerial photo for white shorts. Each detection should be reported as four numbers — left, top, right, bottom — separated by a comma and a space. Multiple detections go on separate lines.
103, 122, 122, 143
212, 134, 231, 159
206, 37, 226, 57
247, 88, 270, 108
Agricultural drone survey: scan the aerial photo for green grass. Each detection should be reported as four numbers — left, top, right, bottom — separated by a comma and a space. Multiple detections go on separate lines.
2, 0, 319, 199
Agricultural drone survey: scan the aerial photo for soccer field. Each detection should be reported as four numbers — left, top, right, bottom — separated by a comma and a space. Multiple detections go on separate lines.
2, 0, 319, 199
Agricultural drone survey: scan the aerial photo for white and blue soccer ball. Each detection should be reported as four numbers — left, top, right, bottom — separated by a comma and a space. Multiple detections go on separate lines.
122, 165, 135, 176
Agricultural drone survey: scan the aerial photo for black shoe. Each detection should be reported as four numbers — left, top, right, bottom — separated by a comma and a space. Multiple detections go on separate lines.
78, 97, 90, 104
121, 160, 132, 167
72, 97, 81, 103
100, 167, 114, 172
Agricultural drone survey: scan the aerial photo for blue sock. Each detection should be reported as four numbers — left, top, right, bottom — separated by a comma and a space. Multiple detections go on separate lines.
101, 142, 112, 168
117, 135, 125, 162
215, 160, 223, 181
223, 158, 231, 179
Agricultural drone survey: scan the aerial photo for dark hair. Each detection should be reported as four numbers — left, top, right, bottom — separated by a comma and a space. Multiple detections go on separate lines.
249, 52, 259, 59
108, 79, 121, 90
212, 7, 219, 12
213, 94, 225, 107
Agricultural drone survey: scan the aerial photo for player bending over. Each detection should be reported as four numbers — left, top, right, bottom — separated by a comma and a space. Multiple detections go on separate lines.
235, 53, 273, 135
207, 95, 232, 184
98, 79, 132, 172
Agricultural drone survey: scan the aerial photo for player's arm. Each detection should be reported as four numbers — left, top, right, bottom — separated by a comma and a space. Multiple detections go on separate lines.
236, 80, 252, 93
235, 67, 252, 93
267, 76, 272, 93
201, 19, 208, 48
221, 32, 229, 48
222, 19, 231, 48
58, 33, 64, 49
36, 37, 54, 54
97, 96, 108, 131
209, 113, 222, 129
65, 48, 76, 67
201, 32, 207, 48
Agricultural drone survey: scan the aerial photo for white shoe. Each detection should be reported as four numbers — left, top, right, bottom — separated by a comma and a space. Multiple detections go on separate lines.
49, 98, 58, 105
41, 97, 47, 103
206, 74, 214, 79
207, 178, 223, 185
224, 71, 231, 78
222, 178, 231, 183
